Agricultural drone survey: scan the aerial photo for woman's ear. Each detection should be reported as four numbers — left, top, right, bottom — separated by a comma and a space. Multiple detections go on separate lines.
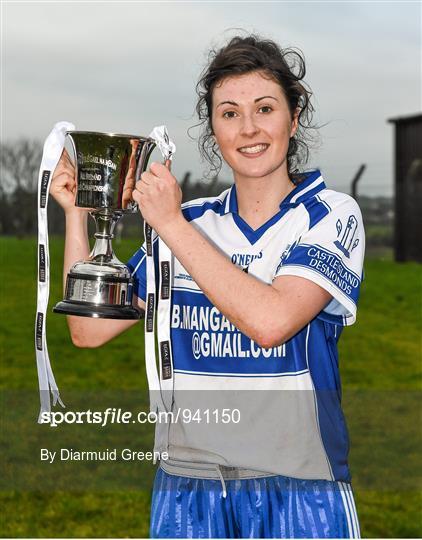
290, 107, 300, 138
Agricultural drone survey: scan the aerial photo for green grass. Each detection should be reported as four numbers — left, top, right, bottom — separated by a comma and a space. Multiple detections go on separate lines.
1, 236, 421, 538
365, 224, 393, 247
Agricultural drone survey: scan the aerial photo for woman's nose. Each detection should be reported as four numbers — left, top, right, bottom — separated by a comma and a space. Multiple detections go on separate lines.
239, 114, 259, 137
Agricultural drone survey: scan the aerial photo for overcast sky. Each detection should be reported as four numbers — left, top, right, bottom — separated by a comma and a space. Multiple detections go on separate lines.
2, 1, 421, 196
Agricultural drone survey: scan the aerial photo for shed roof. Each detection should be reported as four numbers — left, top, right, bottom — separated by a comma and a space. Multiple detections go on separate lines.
387, 112, 422, 124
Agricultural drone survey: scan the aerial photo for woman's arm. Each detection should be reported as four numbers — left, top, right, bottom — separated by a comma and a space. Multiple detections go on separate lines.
134, 163, 332, 348
159, 215, 330, 348
51, 150, 144, 348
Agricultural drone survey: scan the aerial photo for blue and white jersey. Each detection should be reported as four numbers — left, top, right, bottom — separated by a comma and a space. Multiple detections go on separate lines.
128, 170, 365, 483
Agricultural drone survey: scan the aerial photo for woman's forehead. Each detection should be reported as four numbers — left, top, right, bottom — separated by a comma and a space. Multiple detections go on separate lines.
212, 71, 283, 102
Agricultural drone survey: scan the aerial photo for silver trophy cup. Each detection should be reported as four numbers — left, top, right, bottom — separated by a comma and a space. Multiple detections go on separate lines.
53, 131, 156, 319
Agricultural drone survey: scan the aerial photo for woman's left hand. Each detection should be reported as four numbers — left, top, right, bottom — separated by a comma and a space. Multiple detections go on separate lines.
132, 161, 184, 235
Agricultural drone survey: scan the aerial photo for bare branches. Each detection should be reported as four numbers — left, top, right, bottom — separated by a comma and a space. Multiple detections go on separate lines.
0, 139, 42, 193
0, 139, 43, 235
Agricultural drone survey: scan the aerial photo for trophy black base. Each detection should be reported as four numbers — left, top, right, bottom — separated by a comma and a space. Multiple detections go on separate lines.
53, 300, 144, 320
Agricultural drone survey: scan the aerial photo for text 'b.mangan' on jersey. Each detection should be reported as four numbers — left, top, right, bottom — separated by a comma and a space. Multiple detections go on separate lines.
127, 169, 365, 483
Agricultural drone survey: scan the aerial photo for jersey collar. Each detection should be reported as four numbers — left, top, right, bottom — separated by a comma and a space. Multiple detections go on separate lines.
221, 169, 326, 216
282, 169, 326, 207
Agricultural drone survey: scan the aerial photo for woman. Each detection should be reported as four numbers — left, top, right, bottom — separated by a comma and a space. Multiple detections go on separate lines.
52, 35, 364, 539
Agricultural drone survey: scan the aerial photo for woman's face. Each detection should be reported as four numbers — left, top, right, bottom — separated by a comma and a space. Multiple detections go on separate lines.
211, 70, 298, 181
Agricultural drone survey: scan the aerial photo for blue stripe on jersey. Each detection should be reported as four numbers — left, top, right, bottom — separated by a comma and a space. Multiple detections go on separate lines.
316, 193, 332, 212
307, 319, 351, 482
127, 245, 146, 270
228, 185, 237, 213
127, 247, 147, 300
127, 236, 159, 301
302, 196, 330, 228
171, 289, 308, 375
283, 170, 324, 205
281, 244, 361, 306
295, 182, 327, 205
182, 196, 228, 222
150, 467, 356, 538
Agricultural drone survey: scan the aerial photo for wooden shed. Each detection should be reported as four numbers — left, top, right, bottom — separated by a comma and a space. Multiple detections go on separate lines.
388, 113, 422, 262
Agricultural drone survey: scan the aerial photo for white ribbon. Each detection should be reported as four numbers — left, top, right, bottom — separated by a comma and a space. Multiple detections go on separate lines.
36, 121, 75, 422
143, 224, 161, 409
156, 237, 175, 414
144, 126, 176, 454
149, 125, 176, 161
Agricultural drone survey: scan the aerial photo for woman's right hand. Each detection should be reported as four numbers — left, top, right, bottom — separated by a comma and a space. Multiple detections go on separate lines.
50, 149, 86, 214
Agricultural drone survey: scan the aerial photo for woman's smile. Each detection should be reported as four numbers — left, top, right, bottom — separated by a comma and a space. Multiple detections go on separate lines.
237, 142, 270, 157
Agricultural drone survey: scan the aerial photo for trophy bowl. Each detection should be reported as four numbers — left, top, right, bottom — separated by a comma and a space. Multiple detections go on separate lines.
53, 131, 156, 319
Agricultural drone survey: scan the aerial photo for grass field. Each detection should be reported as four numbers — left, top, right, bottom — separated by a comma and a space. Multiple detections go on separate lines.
0, 236, 421, 538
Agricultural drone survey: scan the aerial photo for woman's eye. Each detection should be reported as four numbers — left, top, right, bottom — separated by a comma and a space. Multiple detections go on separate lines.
259, 105, 272, 113
223, 111, 237, 119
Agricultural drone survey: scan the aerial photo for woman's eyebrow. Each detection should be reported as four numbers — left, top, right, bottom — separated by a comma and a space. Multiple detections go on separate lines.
216, 95, 278, 108
255, 95, 278, 103
216, 100, 238, 108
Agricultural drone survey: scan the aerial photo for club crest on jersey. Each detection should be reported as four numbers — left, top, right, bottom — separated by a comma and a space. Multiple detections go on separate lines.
334, 215, 359, 258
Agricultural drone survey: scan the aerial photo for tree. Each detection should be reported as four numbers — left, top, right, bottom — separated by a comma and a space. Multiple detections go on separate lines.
0, 139, 42, 236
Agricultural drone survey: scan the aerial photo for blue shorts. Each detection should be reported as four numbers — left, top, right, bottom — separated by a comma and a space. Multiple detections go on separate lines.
150, 467, 360, 538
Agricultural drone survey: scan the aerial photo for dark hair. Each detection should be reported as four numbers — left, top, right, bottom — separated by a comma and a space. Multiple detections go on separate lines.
195, 34, 316, 179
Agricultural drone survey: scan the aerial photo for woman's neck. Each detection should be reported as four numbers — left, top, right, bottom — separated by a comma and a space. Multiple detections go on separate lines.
234, 166, 295, 230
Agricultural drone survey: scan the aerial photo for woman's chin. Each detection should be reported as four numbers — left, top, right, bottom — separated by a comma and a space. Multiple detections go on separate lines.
233, 163, 283, 181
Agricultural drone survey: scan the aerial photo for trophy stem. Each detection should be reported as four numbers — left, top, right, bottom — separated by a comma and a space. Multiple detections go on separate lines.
89, 211, 122, 264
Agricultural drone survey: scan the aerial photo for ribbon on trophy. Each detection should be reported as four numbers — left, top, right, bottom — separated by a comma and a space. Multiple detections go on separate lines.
144, 127, 176, 433
35, 121, 75, 422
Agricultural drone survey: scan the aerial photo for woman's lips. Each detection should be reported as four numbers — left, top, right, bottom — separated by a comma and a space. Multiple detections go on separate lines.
237, 143, 269, 158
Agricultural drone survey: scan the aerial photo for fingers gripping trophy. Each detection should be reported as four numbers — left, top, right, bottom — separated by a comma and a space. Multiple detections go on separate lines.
35, 122, 175, 420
